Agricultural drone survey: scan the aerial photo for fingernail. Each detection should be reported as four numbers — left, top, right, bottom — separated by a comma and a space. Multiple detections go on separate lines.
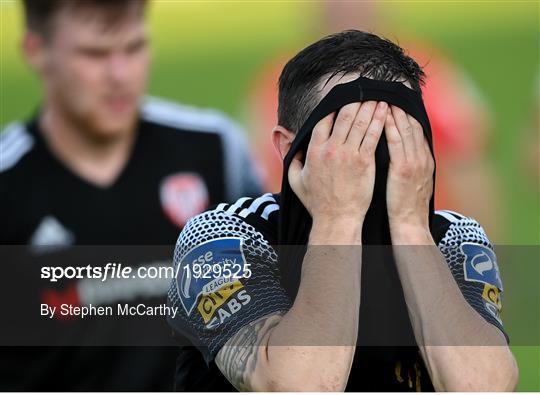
380, 102, 387, 110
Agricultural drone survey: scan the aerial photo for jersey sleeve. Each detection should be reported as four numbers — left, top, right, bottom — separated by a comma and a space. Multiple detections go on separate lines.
434, 210, 508, 341
167, 208, 291, 363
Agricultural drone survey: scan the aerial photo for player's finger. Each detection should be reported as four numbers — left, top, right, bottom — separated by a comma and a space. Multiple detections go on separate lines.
391, 105, 416, 160
330, 102, 362, 144
407, 114, 425, 162
287, 151, 304, 193
423, 137, 435, 173
359, 101, 387, 156
311, 112, 336, 145
384, 110, 406, 163
346, 101, 378, 149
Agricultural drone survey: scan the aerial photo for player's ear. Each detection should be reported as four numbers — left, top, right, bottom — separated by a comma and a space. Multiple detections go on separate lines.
272, 125, 295, 161
22, 30, 47, 73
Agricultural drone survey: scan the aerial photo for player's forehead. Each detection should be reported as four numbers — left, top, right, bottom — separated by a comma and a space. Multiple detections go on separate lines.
49, 4, 146, 49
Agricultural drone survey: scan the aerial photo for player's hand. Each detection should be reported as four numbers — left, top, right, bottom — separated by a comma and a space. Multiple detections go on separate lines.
288, 101, 387, 225
385, 105, 434, 236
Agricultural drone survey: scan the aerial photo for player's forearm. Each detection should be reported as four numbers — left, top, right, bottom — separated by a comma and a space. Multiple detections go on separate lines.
391, 225, 518, 391
216, 218, 363, 391
272, 217, 363, 344
264, 218, 363, 390
419, 345, 518, 391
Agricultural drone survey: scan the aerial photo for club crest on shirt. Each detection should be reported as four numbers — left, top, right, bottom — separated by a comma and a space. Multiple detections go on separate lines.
176, 237, 249, 318
160, 172, 209, 228
461, 243, 503, 290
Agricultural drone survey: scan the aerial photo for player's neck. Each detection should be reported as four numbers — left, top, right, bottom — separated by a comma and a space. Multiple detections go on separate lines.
39, 105, 137, 188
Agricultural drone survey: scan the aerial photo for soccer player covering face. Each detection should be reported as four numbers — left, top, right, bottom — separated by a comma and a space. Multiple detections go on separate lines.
167, 31, 518, 391
0, 0, 261, 391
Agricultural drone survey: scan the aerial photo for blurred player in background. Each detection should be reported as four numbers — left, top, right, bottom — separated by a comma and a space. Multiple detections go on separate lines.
0, 0, 261, 390
247, 0, 503, 239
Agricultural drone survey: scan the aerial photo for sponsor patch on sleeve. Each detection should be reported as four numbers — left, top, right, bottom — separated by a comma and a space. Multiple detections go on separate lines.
482, 283, 503, 322
461, 243, 503, 291
175, 237, 250, 323
482, 284, 502, 309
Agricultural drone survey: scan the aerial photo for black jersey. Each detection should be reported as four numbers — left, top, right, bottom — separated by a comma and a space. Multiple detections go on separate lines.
0, 97, 262, 391
167, 194, 507, 391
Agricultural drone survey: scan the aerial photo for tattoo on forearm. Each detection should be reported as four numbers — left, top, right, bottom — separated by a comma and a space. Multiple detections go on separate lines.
215, 313, 283, 391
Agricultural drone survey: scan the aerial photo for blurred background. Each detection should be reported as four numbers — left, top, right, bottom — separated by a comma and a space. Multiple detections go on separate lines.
1, 0, 538, 391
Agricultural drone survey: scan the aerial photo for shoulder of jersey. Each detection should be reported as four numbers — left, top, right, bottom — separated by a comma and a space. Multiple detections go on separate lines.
432, 209, 490, 246
0, 121, 35, 173
140, 96, 244, 139
213, 193, 280, 221
201, 193, 280, 243
140, 96, 259, 202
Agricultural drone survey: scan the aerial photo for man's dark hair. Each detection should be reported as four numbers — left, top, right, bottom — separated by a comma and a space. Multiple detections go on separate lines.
22, 0, 147, 37
278, 30, 426, 133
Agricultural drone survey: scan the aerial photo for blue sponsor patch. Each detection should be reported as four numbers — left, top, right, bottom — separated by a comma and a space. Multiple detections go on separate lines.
461, 243, 503, 291
176, 237, 247, 315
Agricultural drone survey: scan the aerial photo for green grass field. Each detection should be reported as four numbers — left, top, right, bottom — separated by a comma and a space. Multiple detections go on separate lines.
1, 0, 538, 390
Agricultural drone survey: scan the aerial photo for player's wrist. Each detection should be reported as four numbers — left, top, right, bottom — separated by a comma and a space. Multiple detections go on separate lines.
310, 216, 363, 245
390, 223, 433, 245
